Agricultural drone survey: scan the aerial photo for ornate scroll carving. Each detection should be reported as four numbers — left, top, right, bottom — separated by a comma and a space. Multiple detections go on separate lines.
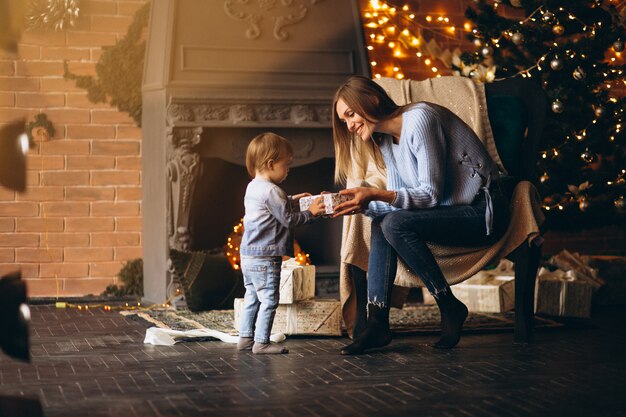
167, 126, 203, 251
223, 0, 322, 41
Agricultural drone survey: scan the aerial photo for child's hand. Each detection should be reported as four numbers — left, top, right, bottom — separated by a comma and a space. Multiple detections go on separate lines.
291, 192, 312, 202
307, 196, 326, 217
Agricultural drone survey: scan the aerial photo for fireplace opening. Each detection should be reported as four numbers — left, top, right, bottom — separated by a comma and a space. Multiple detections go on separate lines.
190, 156, 343, 272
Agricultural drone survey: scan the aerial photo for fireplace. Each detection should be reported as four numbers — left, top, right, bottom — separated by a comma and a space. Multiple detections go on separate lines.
141, 0, 370, 303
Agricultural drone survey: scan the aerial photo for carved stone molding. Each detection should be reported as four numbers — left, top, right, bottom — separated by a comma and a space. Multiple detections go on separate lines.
223, 0, 323, 41
230, 135, 314, 161
166, 126, 203, 251
166, 101, 331, 127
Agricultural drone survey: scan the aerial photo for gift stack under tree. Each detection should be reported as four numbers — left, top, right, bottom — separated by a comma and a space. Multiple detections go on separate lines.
234, 258, 343, 336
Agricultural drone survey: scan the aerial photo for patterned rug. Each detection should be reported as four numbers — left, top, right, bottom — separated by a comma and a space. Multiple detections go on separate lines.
122, 303, 563, 336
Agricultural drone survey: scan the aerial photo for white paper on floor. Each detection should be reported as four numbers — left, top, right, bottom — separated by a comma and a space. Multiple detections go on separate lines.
143, 327, 287, 346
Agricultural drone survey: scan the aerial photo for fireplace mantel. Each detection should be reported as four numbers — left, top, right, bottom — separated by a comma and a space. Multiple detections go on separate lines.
141, 0, 369, 303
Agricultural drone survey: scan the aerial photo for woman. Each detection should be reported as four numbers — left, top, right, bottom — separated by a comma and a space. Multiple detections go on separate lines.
331, 75, 508, 355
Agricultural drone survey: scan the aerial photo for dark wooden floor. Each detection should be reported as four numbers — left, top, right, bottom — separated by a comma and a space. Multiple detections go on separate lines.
1, 303, 625, 417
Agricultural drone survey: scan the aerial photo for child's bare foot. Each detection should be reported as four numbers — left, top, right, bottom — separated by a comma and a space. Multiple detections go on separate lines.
252, 342, 288, 354
237, 337, 254, 351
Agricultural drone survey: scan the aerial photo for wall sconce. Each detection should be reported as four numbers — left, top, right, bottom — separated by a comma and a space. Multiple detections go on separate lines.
27, 113, 55, 144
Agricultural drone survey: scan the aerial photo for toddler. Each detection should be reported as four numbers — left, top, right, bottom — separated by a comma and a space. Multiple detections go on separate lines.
238, 132, 325, 354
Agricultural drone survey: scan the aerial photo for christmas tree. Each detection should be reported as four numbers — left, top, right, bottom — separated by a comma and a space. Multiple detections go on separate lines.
460, 0, 626, 230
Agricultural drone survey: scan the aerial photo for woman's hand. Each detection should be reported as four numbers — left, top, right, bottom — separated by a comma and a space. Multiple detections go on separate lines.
332, 187, 377, 217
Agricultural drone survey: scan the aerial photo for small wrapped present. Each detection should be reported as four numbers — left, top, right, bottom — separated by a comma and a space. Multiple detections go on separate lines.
535, 268, 593, 318
279, 258, 315, 304
234, 298, 342, 336
453, 260, 515, 313
299, 193, 351, 215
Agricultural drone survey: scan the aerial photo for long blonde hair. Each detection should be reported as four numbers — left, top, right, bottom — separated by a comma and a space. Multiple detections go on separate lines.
332, 75, 403, 184
245, 132, 293, 178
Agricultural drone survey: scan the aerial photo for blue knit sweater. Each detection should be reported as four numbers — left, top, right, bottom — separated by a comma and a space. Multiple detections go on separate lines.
367, 102, 500, 233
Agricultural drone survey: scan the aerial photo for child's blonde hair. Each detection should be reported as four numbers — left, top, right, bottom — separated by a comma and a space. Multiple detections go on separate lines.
246, 132, 293, 178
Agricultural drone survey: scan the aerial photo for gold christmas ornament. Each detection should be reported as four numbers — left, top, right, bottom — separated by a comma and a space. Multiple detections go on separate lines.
551, 99, 564, 113
615, 196, 626, 211
572, 66, 586, 80
552, 24, 565, 36
594, 105, 605, 117
579, 198, 589, 212
512, 32, 524, 45
613, 39, 624, 53
550, 58, 563, 71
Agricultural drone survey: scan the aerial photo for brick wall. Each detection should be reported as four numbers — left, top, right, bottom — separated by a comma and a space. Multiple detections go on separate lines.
0, 0, 146, 297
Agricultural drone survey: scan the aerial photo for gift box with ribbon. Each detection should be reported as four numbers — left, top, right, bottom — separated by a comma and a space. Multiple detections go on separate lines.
279, 259, 315, 304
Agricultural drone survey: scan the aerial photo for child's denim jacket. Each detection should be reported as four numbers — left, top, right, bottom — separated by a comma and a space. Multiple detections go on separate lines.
240, 178, 314, 257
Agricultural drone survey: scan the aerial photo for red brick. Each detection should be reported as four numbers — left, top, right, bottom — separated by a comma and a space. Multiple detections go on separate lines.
116, 187, 141, 201
0, 218, 14, 232
116, 156, 140, 170
90, 16, 133, 33
42, 202, 90, 217
16, 248, 63, 262
91, 110, 134, 124
40, 263, 89, 278
16, 186, 65, 201
43, 171, 90, 186
42, 109, 91, 124
0, 233, 39, 247
0, 108, 36, 122
0, 61, 15, 76
40, 77, 85, 92
66, 93, 110, 109
67, 155, 115, 170
0, 249, 14, 262
92, 141, 139, 155
65, 247, 113, 262
16, 218, 64, 232
0, 76, 38, 92
0, 92, 14, 106
115, 217, 141, 232
0, 264, 38, 278
41, 47, 91, 61
17, 45, 41, 60
91, 202, 140, 216
66, 217, 114, 232
118, 2, 146, 16
41, 232, 90, 247
92, 171, 140, 186
20, 30, 67, 46
16, 92, 65, 107
66, 186, 115, 201
66, 32, 117, 47
65, 61, 97, 77
40, 140, 90, 155
59, 277, 114, 296
0, 202, 39, 217
83, 0, 118, 15
24, 279, 60, 297
0, 188, 14, 200
16, 61, 65, 76
25, 155, 65, 170
89, 261, 123, 277
91, 232, 140, 246
66, 124, 116, 139
114, 246, 142, 261
116, 125, 141, 139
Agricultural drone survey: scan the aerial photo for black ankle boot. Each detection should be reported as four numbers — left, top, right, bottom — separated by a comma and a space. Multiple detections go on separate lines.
433, 287, 468, 349
350, 265, 368, 340
341, 304, 392, 355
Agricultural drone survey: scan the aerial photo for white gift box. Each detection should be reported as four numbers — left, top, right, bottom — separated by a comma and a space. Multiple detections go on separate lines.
234, 298, 342, 336
280, 260, 315, 304
299, 193, 351, 215
454, 272, 515, 313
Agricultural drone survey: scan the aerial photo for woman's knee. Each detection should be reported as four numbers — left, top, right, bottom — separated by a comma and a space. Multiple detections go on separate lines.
380, 211, 409, 245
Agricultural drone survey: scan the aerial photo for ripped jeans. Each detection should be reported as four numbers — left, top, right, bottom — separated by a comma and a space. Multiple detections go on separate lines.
367, 191, 508, 307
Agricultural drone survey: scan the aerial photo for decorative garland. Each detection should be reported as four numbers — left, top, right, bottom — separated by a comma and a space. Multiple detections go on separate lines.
63, 2, 150, 126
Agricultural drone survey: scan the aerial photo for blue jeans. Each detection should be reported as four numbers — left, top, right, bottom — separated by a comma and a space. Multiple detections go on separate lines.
368, 191, 508, 307
238, 255, 282, 344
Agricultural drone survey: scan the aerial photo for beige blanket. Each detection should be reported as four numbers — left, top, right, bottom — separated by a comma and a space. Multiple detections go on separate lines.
340, 77, 545, 336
